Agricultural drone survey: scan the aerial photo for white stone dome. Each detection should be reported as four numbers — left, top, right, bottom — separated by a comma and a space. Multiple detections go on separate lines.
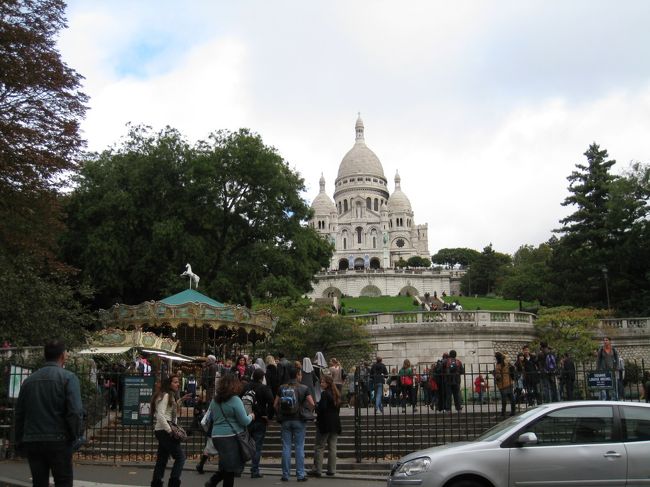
336, 115, 386, 181
388, 171, 412, 213
311, 174, 336, 214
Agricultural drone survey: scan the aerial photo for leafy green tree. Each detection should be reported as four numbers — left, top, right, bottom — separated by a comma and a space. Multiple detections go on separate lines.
463, 244, 511, 295
406, 256, 431, 268
533, 307, 603, 363
431, 248, 480, 268
499, 243, 551, 302
263, 298, 372, 362
63, 126, 332, 308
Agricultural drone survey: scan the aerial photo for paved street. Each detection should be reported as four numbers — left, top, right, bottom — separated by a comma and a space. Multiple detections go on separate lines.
0, 461, 386, 487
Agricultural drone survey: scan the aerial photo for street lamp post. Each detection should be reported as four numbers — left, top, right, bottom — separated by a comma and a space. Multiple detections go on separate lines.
601, 266, 611, 311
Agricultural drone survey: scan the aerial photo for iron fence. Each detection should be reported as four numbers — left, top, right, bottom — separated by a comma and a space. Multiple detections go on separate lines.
1, 349, 648, 464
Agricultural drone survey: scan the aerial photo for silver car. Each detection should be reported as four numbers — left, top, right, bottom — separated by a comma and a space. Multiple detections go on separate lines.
387, 401, 650, 487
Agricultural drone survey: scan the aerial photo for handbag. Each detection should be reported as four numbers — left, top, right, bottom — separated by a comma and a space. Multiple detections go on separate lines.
218, 403, 256, 462
168, 421, 187, 441
168, 400, 187, 441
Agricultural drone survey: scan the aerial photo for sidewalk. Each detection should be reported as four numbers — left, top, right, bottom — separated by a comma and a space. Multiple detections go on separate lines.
0, 461, 386, 487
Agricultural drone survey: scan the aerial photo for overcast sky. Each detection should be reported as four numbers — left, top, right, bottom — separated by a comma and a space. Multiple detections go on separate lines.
59, 1, 650, 255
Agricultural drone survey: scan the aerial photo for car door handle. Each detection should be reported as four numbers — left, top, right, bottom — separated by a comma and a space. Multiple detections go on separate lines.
603, 451, 621, 458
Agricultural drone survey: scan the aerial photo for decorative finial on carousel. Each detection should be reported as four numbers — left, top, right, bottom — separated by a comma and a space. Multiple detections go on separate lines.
180, 263, 200, 289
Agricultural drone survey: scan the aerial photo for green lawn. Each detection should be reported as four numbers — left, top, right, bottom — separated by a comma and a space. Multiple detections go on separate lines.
340, 295, 536, 315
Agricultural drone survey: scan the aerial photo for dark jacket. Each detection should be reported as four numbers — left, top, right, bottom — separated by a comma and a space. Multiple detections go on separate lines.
242, 380, 275, 424
15, 362, 83, 443
370, 361, 388, 385
316, 389, 341, 435
265, 363, 279, 397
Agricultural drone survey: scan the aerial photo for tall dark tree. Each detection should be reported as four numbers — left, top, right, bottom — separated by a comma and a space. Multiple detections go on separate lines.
63, 126, 333, 308
0, 0, 91, 346
0, 0, 88, 262
548, 144, 650, 312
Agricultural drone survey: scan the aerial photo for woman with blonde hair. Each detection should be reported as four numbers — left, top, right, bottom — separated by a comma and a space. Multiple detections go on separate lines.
328, 358, 345, 397
264, 354, 279, 396
308, 375, 341, 477
150, 375, 192, 487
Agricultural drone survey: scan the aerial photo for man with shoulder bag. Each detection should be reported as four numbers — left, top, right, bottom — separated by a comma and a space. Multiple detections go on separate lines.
274, 365, 315, 482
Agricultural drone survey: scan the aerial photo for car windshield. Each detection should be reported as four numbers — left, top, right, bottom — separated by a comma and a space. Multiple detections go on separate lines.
475, 406, 550, 442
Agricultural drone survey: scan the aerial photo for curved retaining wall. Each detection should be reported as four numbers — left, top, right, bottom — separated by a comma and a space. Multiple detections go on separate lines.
356, 311, 650, 369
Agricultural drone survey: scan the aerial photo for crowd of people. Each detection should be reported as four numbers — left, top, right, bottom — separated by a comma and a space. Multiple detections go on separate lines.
149, 351, 345, 486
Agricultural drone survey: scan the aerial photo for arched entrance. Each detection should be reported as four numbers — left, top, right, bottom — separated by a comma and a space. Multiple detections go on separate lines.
360, 285, 381, 297
369, 257, 381, 269
322, 287, 343, 298
338, 259, 349, 270
398, 285, 419, 297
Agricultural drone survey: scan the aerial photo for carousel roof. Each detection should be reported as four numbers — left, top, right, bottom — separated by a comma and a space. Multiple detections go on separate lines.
160, 289, 224, 307
98, 288, 276, 335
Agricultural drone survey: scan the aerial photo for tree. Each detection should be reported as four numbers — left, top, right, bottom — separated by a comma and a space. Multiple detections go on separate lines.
499, 243, 552, 303
533, 307, 603, 363
548, 145, 650, 312
431, 248, 480, 268
463, 244, 511, 295
0, 0, 88, 262
406, 256, 431, 268
63, 126, 333, 308
263, 298, 372, 363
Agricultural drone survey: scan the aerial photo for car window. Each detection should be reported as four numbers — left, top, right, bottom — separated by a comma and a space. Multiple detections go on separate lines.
620, 405, 650, 442
524, 406, 613, 446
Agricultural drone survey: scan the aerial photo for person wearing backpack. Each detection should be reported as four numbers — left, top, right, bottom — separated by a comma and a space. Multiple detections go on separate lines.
444, 350, 464, 412
398, 359, 416, 413
274, 365, 315, 482
241, 368, 274, 478
538, 343, 558, 403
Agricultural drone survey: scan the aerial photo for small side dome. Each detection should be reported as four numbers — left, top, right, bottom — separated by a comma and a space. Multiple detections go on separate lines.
311, 174, 336, 215
388, 170, 412, 213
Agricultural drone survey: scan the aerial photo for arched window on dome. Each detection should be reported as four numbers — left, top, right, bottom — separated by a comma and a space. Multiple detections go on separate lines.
338, 201, 341, 214
371, 228, 377, 249
355, 201, 362, 218
366, 197, 371, 210
356, 226, 363, 244
374, 198, 378, 211
343, 200, 348, 213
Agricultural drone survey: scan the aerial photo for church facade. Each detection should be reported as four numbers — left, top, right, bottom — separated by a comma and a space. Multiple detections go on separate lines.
310, 115, 430, 271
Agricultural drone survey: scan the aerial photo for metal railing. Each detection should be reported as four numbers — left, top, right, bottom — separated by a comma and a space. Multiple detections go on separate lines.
1, 351, 648, 463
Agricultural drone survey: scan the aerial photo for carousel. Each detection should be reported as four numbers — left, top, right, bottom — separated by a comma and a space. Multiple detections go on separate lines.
91, 265, 276, 359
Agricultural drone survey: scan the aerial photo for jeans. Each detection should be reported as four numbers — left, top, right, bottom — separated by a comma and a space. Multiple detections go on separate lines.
152, 430, 185, 484
374, 383, 384, 411
541, 375, 558, 403
313, 431, 338, 474
249, 421, 267, 474
26, 441, 73, 487
445, 384, 462, 411
281, 419, 307, 479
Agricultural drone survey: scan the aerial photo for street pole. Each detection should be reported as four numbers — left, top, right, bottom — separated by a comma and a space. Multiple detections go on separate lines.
602, 266, 611, 311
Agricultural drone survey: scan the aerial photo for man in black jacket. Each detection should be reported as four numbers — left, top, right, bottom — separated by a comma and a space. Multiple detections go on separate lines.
369, 357, 388, 413
15, 339, 83, 487
243, 368, 275, 478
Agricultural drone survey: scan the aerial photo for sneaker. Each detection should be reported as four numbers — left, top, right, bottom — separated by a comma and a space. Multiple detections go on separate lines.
326, 472, 335, 477
297, 477, 308, 482
307, 471, 321, 478
251, 473, 263, 478
281, 477, 289, 482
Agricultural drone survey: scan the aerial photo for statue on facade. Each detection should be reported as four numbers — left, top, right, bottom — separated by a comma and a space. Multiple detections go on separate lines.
181, 263, 200, 289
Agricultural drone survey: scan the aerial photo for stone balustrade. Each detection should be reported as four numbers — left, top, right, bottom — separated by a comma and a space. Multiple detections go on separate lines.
353, 310, 535, 326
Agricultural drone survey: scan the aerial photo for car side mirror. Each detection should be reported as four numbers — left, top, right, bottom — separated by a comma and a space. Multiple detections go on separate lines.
517, 432, 538, 445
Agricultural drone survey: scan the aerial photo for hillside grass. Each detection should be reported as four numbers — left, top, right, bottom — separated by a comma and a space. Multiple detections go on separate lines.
340, 295, 537, 315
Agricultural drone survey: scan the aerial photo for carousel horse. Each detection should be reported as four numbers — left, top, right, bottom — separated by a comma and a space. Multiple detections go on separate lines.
181, 263, 200, 289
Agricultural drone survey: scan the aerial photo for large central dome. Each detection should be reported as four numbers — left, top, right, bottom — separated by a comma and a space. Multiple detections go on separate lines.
336, 115, 386, 181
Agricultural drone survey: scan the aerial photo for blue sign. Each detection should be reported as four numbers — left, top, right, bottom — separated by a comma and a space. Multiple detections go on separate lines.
587, 371, 614, 390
